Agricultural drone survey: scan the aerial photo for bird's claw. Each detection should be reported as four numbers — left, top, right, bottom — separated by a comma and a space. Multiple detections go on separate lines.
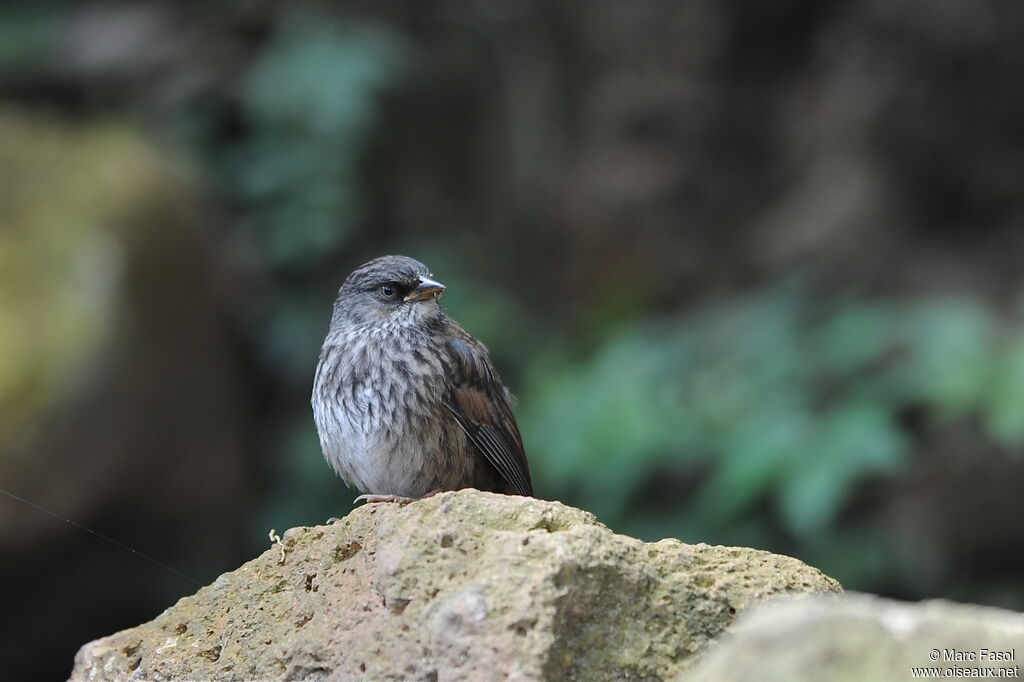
353, 493, 417, 505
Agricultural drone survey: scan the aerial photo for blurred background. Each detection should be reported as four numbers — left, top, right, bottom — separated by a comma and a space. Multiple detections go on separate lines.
1, 1, 1023, 679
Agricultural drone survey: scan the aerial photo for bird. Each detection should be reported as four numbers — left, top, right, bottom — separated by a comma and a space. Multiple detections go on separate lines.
311, 255, 533, 504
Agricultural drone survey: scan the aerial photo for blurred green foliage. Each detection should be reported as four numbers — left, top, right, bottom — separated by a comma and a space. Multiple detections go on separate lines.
521, 284, 1024, 589
0, 6, 56, 75
231, 14, 408, 268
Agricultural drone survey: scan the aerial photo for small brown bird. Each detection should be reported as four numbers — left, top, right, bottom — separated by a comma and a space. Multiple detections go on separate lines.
311, 255, 532, 503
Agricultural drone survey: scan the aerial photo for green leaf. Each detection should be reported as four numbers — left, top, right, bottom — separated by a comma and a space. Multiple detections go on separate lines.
778, 404, 906, 536
985, 339, 1024, 449
896, 300, 995, 412
810, 303, 895, 375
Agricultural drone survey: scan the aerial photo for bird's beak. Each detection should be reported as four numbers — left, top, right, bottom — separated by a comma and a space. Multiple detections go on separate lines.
404, 276, 446, 302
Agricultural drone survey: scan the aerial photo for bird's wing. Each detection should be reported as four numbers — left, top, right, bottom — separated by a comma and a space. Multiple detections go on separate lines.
443, 334, 533, 496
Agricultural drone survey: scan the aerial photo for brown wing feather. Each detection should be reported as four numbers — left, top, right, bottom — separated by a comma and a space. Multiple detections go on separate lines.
443, 332, 533, 496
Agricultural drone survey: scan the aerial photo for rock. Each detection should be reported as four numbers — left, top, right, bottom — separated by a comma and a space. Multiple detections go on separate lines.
683, 593, 1024, 682
69, 490, 841, 681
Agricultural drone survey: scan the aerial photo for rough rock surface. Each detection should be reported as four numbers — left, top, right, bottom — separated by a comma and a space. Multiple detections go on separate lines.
69, 490, 841, 681
684, 593, 1024, 682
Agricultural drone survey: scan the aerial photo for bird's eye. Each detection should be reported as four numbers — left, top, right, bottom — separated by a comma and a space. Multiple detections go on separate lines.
377, 284, 398, 300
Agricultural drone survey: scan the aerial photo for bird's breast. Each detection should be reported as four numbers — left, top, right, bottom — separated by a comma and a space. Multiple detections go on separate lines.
312, 328, 449, 494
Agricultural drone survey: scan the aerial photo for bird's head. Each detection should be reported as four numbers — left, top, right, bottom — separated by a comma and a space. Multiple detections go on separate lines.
330, 255, 446, 331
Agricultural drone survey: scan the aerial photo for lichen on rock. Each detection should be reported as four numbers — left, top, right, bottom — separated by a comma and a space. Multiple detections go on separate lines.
69, 490, 841, 681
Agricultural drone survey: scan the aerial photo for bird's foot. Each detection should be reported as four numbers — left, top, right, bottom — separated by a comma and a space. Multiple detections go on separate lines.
353, 493, 417, 505
353, 489, 451, 505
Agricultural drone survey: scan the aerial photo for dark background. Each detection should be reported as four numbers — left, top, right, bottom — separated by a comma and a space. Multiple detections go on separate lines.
1, 1, 1023, 680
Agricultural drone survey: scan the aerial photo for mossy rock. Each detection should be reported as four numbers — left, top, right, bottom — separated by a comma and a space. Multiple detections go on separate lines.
70, 489, 841, 681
